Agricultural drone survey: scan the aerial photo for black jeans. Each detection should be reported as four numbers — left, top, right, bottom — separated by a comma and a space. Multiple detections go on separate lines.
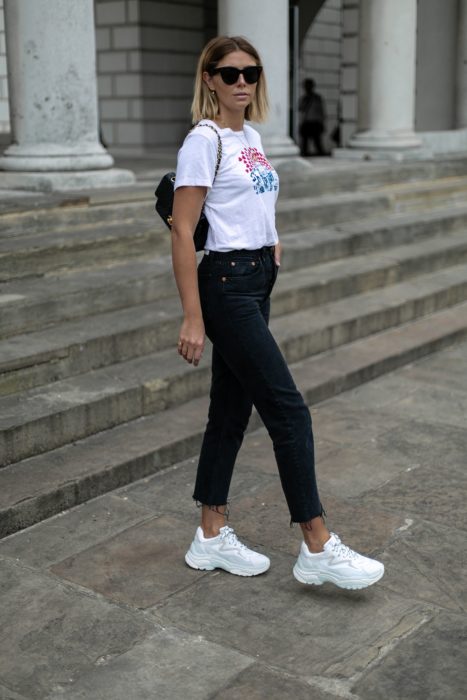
194, 246, 323, 523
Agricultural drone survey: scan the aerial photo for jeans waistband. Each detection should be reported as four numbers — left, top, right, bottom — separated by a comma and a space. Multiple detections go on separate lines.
204, 246, 275, 261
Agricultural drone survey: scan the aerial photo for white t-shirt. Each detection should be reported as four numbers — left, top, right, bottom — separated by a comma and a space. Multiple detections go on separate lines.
174, 119, 279, 252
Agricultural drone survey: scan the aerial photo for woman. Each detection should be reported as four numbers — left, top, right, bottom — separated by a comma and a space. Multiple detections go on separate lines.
171, 35, 384, 590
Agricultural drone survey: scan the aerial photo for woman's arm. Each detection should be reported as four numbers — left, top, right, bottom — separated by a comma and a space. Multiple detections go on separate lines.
171, 185, 207, 367
274, 239, 282, 266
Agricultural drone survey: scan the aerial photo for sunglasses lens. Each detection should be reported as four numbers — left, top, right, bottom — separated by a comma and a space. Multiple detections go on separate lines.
243, 67, 261, 84
216, 66, 262, 85
219, 68, 240, 85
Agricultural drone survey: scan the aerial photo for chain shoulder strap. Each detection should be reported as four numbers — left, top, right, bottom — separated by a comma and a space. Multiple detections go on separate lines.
195, 122, 223, 181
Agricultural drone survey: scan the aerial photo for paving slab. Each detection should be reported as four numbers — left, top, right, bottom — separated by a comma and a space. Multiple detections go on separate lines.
315, 441, 411, 499
344, 418, 467, 531
50, 514, 219, 609
211, 663, 340, 700
150, 550, 431, 682
352, 611, 467, 700
380, 381, 467, 431
47, 627, 254, 700
0, 558, 154, 700
0, 686, 30, 700
0, 494, 152, 569
310, 402, 402, 448
378, 520, 467, 612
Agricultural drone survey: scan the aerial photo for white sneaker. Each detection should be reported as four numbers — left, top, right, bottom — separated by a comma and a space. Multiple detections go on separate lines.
185, 525, 270, 577
293, 532, 384, 590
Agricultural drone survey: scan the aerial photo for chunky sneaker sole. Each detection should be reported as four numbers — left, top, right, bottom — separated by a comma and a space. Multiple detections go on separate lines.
185, 525, 270, 577
293, 561, 384, 589
293, 533, 384, 590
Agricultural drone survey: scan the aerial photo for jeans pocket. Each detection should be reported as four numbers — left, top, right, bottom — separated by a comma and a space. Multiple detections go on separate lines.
220, 259, 264, 294
224, 259, 262, 277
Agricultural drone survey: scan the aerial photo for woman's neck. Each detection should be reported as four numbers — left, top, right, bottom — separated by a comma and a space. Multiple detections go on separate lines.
214, 112, 245, 132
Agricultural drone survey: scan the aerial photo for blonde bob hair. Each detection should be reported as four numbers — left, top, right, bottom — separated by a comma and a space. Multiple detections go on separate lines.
191, 35, 269, 124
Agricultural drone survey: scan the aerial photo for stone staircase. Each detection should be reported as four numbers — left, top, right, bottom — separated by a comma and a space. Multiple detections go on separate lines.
2, 158, 467, 538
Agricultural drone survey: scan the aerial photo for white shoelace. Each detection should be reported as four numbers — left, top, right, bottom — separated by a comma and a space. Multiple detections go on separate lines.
329, 533, 358, 560
219, 526, 246, 549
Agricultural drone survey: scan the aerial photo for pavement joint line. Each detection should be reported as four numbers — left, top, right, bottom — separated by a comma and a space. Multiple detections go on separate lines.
375, 519, 467, 614
303, 674, 360, 700
216, 659, 326, 697
301, 608, 436, 700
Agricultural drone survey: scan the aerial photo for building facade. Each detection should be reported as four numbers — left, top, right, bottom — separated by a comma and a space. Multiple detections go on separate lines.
1, 0, 467, 189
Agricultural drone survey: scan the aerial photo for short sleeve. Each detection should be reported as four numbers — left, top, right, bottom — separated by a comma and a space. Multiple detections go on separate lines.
174, 130, 217, 190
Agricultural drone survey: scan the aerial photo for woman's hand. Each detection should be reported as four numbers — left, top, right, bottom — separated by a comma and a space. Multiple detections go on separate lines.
178, 316, 205, 366
274, 240, 282, 267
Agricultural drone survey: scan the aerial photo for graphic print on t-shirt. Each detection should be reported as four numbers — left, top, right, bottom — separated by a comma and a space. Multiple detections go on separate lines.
238, 147, 279, 195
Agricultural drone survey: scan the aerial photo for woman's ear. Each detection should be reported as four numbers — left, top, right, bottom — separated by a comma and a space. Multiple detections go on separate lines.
203, 71, 214, 91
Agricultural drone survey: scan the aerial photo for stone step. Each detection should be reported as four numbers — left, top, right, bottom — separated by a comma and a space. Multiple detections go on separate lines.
282, 204, 467, 267
271, 156, 467, 198
0, 255, 177, 340
0, 185, 394, 286
273, 229, 467, 316
3, 200, 467, 341
3, 226, 467, 392
0, 197, 160, 237
3, 262, 467, 466
0, 220, 169, 282
2, 298, 467, 538
279, 178, 467, 232
0, 297, 182, 395
2, 172, 467, 283
0, 185, 388, 240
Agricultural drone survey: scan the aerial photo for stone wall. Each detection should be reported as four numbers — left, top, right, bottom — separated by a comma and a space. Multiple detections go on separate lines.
0, 0, 353, 152
95, 0, 215, 153
300, 0, 343, 150
0, 0, 9, 134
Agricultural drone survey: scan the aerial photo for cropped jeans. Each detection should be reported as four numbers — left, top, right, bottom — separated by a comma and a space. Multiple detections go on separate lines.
194, 245, 323, 524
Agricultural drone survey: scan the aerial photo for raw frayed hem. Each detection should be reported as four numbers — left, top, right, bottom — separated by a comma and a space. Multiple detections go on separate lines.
194, 499, 230, 520
290, 504, 327, 530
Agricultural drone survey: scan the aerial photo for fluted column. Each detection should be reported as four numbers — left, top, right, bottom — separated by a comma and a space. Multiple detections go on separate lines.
349, 0, 422, 151
218, 0, 299, 157
0, 0, 116, 173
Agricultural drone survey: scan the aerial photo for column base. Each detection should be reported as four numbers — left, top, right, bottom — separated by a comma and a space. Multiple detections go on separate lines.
333, 146, 433, 163
0, 168, 136, 192
348, 129, 423, 151
0, 142, 114, 171
260, 133, 300, 158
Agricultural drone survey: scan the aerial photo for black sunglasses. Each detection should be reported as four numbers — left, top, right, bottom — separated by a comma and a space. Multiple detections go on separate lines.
208, 65, 263, 85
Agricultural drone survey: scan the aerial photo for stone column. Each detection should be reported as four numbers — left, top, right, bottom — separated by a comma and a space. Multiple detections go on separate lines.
218, 0, 299, 158
348, 0, 422, 152
456, 0, 467, 128
0, 0, 134, 189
